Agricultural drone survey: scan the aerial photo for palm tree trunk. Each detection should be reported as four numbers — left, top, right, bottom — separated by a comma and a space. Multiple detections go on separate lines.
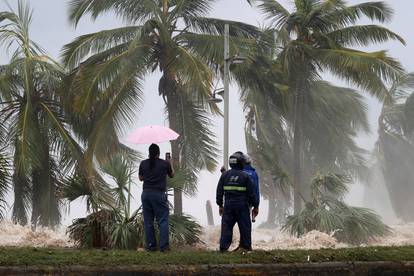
266, 196, 277, 226
11, 145, 30, 226
12, 171, 29, 225
292, 82, 304, 215
171, 138, 182, 214
164, 81, 183, 215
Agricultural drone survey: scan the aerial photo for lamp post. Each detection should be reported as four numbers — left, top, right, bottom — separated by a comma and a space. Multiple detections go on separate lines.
209, 24, 245, 170
223, 23, 230, 170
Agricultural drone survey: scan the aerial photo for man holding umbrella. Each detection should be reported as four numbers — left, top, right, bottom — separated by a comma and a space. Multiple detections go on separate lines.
139, 143, 174, 252
129, 125, 179, 252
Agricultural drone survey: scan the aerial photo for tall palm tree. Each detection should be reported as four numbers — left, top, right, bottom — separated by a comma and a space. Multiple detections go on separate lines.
375, 72, 414, 221
0, 0, 83, 227
234, 31, 292, 226
233, 27, 370, 224
62, 0, 260, 214
254, 0, 405, 213
244, 78, 371, 224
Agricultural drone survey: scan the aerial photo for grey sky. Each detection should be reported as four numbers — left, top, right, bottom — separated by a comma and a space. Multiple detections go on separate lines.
1, 0, 413, 225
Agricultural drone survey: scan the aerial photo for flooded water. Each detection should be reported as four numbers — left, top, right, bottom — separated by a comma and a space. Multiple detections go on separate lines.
1, 221, 413, 249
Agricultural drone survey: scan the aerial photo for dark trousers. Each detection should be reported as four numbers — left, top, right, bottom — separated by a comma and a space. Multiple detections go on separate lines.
220, 201, 252, 251
141, 191, 169, 250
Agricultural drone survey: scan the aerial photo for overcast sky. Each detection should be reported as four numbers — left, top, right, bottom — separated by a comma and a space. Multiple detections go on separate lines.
1, 0, 413, 225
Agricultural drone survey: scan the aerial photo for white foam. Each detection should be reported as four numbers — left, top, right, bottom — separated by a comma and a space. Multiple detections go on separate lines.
0, 221, 72, 247
1, 221, 413, 250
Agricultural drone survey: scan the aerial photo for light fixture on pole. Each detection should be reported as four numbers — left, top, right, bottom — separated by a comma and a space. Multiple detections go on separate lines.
207, 89, 223, 103
216, 88, 224, 97
228, 55, 246, 64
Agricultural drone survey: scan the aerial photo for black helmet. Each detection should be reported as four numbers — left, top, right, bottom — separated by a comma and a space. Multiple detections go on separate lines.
229, 151, 245, 169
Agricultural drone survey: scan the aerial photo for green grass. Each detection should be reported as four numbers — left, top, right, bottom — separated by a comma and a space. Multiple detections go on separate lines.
1, 246, 414, 266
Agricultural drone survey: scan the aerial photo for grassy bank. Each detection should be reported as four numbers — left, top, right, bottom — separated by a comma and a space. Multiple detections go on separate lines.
0, 246, 414, 267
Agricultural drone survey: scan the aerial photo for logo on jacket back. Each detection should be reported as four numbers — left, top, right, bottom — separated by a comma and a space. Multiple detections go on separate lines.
229, 176, 239, 183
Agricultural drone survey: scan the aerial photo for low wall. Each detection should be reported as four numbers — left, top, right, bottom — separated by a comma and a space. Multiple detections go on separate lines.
1, 261, 414, 276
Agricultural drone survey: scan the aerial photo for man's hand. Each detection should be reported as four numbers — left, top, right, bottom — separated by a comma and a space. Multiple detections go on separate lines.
220, 166, 226, 174
252, 207, 259, 221
219, 206, 224, 216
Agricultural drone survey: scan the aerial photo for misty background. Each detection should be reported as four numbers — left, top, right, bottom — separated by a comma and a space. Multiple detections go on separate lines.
0, 0, 413, 226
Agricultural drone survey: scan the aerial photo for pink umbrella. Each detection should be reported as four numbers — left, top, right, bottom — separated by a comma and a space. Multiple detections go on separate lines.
127, 125, 179, 144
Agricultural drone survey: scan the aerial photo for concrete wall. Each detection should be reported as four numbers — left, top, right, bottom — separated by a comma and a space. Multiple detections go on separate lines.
1, 262, 414, 276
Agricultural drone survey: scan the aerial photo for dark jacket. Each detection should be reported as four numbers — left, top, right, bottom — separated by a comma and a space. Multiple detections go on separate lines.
139, 158, 172, 192
216, 168, 259, 209
243, 164, 260, 206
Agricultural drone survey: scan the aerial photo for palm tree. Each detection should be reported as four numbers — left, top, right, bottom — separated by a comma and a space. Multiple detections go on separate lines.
283, 173, 390, 245
375, 72, 414, 221
0, 0, 83, 227
235, 32, 292, 226
233, 27, 370, 225
62, 0, 260, 214
243, 77, 372, 225
254, 0, 405, 213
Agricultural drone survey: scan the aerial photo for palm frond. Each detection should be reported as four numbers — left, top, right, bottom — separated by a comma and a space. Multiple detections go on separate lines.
324, 24, 405, 47
311, 173, 350, 200
283, 173, 390, 244
167, 93, 218, 174
0, 1, 45, 57
61, 169, 114, 213
101, 153, 135, 210
167, 168, 198, 197
172, 46, 214, 104
169, 213, 202, 245
61, 26, 141, 69
184, 16, 260, 38
316, 48, 404, 100
256, 0, 291, 29
327, 1, 394, 26
68, 0, 159, 26
170, 0, 216, 19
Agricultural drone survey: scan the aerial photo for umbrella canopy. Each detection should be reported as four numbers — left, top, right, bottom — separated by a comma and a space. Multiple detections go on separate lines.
127, 125, 179, 144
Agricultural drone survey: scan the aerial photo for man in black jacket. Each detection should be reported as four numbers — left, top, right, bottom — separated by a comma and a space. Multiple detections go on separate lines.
216, 152, 259, 252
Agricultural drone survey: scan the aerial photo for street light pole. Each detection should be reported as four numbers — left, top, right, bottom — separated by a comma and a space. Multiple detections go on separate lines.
223, 23, 230, 170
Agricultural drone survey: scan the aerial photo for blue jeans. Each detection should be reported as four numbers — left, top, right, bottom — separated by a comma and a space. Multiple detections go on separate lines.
141, 191, 169, 251
220, 201, 252, 251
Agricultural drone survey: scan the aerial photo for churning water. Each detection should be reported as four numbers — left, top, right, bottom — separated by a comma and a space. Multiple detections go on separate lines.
1, 221, 414, 249
0, 221, 72, 247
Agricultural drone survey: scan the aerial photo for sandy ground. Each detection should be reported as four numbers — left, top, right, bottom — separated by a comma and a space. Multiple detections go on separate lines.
1, 221, 414, 249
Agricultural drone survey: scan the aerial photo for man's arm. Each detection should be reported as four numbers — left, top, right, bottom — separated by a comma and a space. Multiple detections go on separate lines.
246, 176, 258, 208
138, 163, 144, 181
167, 161, 174, 178
254, 172, 260, 206
216, 174, 225, 207
246, 175, 259, 220
216, 174, 225, 216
